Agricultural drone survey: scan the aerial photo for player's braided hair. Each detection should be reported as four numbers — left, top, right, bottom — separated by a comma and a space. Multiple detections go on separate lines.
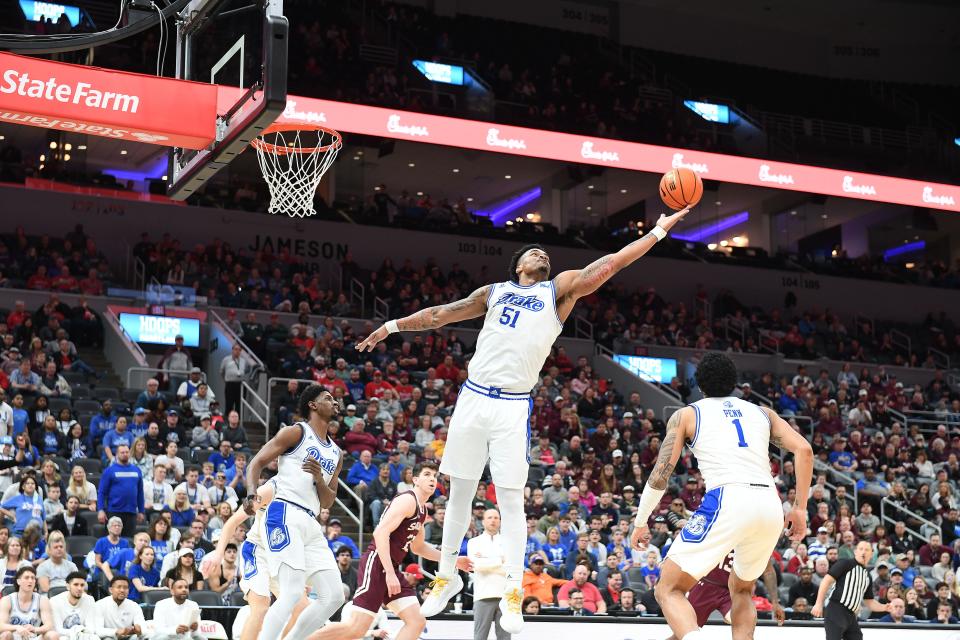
508, 244, 545, 282
694, 352, 738, 398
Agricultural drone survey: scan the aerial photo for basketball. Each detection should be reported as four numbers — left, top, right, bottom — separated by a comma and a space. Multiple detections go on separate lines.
659, 168, 703, 210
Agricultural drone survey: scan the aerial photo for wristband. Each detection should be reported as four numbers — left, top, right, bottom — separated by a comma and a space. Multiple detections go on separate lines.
633, 485, 666, 527
385, 320, 399, 334
650, 226, 667, 241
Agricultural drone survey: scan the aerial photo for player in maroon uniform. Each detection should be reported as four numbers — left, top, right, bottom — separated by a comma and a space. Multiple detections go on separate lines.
306, 461, 472, 640
666, 552, 784, 638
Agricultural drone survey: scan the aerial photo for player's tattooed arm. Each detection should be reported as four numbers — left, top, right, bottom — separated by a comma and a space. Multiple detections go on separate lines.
397, 284, 490, 331
649, 410, 684, 490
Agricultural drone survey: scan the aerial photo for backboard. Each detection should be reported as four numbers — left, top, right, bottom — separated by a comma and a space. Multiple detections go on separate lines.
168, 0, 288, 200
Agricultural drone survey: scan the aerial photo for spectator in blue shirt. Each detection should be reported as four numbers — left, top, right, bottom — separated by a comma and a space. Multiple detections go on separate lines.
9, 361, 40, 398
102, 417, 135, 464
557, 514, 578, 550
135, 378, 165, 410
387, 450, 405, 484
31, 415, 64, 457
778, 385, 801, 416
543, 527, 569, 568
170, 487, 196, 528
127, 545, 163, 603
10, 394, 28, 436
88, 400, 118, 445
13, 432, 39, 468
208, 440, 235, 473
346, 370, 365, 403
0, 476, 44, 535
97, 443, 145, 537
345, 450, 378, 496
325, 519, 360, 558
93, 516, 131, 582
828, 438, 858, 474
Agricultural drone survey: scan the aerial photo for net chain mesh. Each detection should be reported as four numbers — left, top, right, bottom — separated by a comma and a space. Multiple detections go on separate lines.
253, 128, 341, 217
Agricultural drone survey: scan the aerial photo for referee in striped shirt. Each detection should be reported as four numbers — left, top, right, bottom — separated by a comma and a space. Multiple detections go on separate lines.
811, 541, 892, 639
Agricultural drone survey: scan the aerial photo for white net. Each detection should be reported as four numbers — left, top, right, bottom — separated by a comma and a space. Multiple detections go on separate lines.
253, 127, 342, 217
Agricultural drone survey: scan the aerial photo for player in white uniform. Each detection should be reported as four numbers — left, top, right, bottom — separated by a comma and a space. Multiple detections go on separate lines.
630, 353, 813, 640
0, 566, 57, 640
357, 206, 692, 632
246, 386, 345, 640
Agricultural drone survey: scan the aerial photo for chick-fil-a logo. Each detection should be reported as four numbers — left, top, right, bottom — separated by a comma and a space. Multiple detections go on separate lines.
842, 176, 876, 195
283, 100, 327, 124
922, 186, 956, 207
386, 114, 429, 137
486, 128, 526, 150
758, 164, 795, 185
671, 153, 708, 173
580, 141, 620, 163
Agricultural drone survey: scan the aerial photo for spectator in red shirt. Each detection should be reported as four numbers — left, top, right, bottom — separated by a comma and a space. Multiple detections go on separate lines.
27, 265, 51, 290
393, 372, 414, 402
435, 355, 460, 383
79, 268, 104, 296
364, 370, 394, 400
557, 564, 606, 613
5, 301, 28, 330
289, 326, 315, 352
343, 420, 379, 456
554, 347, 574, 377
314, 365, 347, 395
50, 265, 79, 292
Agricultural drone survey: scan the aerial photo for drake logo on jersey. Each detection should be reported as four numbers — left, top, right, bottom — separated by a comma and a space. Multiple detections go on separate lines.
306, 446, 338, 475
494, 292, 544, 311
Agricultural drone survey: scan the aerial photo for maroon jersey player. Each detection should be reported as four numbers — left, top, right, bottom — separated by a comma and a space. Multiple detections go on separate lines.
307, 462, 472, 640
666, 552, 784, 639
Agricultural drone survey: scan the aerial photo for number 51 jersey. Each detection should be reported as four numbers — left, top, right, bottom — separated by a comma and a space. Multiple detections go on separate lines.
687, 397, 773, 491
467, 280, 564, 393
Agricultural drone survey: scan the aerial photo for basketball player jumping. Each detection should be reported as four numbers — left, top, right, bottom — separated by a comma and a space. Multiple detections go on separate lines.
630, 353, 813, 640
306, 461, 472, 640
246, 386, 345, 640
356, 206, 691, 632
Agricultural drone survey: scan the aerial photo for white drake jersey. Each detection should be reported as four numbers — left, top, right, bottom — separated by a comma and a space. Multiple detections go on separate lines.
274, 422, 340, 515
687, 397, 773, 491
467, 280, 563, 392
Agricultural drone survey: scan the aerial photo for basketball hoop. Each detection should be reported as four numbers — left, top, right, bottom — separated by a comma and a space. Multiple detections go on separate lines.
252, 124, 342, 217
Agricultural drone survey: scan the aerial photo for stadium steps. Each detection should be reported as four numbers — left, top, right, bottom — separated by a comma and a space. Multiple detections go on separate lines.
78, 347, 125, 389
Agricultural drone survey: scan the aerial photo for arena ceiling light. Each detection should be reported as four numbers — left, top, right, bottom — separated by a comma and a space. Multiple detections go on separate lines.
475, 187, 542, 225
672, 211, 749, 242
412, 60, 465, 85
883, 240, 925, 261
684, 100, 731, 124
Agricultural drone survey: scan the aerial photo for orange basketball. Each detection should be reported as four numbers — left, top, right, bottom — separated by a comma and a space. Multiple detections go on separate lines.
659, 168, 703, 210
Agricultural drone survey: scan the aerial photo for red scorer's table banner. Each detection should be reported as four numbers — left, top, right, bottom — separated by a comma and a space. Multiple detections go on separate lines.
0, 52, 217, 150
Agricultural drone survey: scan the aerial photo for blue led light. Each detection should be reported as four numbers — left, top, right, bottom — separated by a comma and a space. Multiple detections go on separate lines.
883, 240, 925, 261
475, 187, 542, 225
683, 100, 730, 124
672, 211, 749, 242
412, 60, 465, 85
18, 1, 80, 26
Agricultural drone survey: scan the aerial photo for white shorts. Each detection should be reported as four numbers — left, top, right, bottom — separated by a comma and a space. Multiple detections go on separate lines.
666, 484, 784, 582
239, 540, 274, 598
262, 499, 337, 575
439, 381, 533, 489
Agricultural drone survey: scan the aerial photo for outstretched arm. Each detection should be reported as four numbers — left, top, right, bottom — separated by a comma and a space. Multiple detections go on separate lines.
630, 408, 692, 548
764, 407, 814, 541
553, 208, 689, 313
356, 284, 491, 352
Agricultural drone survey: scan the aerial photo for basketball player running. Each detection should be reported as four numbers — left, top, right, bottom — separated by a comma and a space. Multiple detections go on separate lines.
357, 206, 691, 632
666, 553, 784, 639
630, 353, 812, 640
246, 386, 346, 640
201, 479, 311, 640
306, 462, 472, 640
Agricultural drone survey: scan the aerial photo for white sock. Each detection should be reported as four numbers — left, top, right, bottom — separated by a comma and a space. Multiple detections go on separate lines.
495, 486, 525, 589
437, 476, 478, 577
681, 631, 705, 640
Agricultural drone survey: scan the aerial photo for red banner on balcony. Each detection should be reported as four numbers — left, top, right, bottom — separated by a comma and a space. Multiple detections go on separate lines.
0, 52, 217, 149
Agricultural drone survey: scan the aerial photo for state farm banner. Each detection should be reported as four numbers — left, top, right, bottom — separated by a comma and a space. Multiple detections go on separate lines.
269, 96, 960, 212
0, 52, 217, 149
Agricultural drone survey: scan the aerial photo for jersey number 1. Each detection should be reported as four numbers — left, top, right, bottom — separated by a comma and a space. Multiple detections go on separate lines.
730, 418, 748, 448
499, 306, 520, 328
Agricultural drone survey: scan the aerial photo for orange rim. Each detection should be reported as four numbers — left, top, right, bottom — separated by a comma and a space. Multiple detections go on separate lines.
251, 123, 343, 156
